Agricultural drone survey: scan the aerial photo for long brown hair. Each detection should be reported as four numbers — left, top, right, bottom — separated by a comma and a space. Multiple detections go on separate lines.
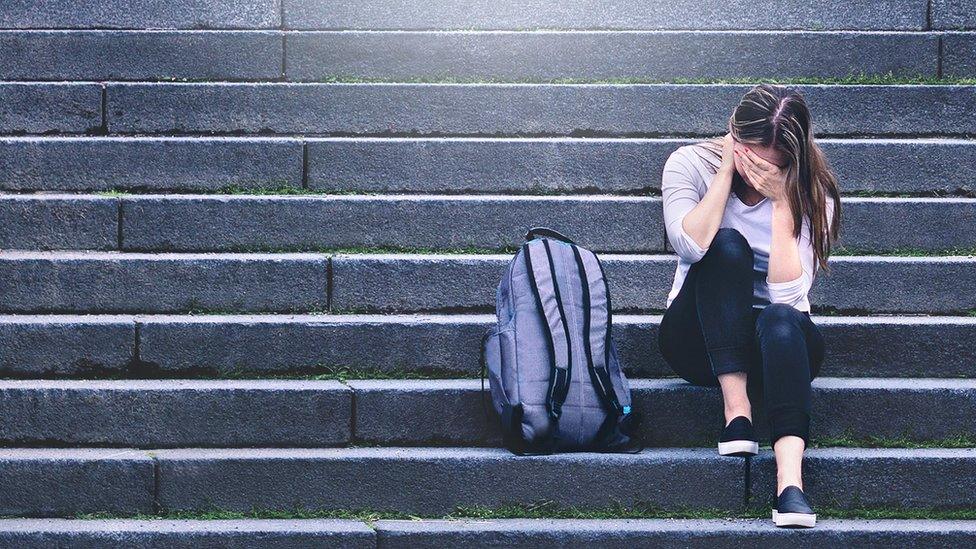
696, 84, 841, 271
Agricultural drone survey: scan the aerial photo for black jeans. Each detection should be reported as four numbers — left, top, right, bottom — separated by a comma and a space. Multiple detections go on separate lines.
658, 228, 824, 443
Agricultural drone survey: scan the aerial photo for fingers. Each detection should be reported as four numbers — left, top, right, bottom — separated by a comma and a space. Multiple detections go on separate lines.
741, 148, 773, 172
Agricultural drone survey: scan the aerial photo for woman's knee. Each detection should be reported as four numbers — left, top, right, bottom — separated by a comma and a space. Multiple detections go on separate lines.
755, 303, 805, 344
701, 228, 752, 271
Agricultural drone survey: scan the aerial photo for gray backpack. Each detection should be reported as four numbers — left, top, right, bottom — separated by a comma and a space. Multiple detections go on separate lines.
481, 227, 641, 454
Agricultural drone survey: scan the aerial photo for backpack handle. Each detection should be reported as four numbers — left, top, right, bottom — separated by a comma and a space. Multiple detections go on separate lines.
525, 226, 575, 244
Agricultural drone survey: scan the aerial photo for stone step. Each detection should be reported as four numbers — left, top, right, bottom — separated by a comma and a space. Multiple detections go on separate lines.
284, 31, 946, 81
3, 136, 976, 195
0, 0, 279, 30
327, 254, 976, 315
104, 83, 976, 137
0, 252, 328, 314
372, 519, 976, 547
0, 378, 966, 448
0, 519, 973, 548
0, 449, 152, 517
0, 252, 973, 315
0, 31, 283, 81
5, 31, 965, 82
3, 314, 971, 379
0, 83, 101, 134
0, 519, 373, 548
0, 447, 972, 516
4, 194, 967, 253
350, 378, 976, 447
285, 0, 936, 31
0, 380, 352, 448
150, 447, 976, 513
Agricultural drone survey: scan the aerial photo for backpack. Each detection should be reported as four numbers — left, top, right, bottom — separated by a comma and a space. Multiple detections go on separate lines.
481, 227, 641, 454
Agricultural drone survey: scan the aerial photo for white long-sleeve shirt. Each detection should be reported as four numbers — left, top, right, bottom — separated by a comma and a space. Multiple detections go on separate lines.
662, 144, 832, 312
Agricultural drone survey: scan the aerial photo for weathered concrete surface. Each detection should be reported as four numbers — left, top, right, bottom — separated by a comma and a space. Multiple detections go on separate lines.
943, 33, 976, 77
306, 137, 976, 195
330, 254, 976, 314
753, 448, 976, 509
105, 83, 976, 137
118, 195, 665, 253
0, 519, 374, 548
0, 137, 303, 192
0, 83, 101, 134
0, 252, 328, 314
0, 316, 133, 377
0, 380, 352, 447
287, 31, 936, 81
348, 378, 976, 447
137, 314, 488, 376
111, 195, 976, 253
0, 449, 153, 517
285, 0, 928, 30
0, 31, 282, 81
0, 0, 280, 29
132, 314, 976, 379
932, 1, 976, 29
154, 447, 745, 514
0, 519, 372, 548
0, 195, 117, 250
373, 518, 976, 548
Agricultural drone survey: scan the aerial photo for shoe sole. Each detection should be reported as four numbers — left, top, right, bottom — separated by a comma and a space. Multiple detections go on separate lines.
718, 440, 759, 456
772, 510, 817, 528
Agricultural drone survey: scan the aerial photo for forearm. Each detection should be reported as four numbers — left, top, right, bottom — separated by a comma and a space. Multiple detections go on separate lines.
767, 201, 803, 283
680, 167, 734, 249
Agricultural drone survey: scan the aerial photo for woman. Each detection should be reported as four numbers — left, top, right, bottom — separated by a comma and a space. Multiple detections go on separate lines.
657, 84, 841, 528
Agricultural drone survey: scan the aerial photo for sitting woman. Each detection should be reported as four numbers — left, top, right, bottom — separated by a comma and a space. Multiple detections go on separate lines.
657, 84, 841, 528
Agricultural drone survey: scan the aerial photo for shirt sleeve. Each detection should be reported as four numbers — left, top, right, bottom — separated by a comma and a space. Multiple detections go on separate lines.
661, 149, 709, 263
766, 198, 836, 311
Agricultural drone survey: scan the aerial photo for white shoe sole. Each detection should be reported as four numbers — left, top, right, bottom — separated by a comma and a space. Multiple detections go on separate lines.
772, 510, 817, 528
718, 440, 759, 456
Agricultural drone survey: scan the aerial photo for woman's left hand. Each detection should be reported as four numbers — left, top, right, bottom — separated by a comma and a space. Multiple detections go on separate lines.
736, 148, 789, 203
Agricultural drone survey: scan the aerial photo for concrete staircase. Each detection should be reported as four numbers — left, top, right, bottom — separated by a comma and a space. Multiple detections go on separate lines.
1, 0, 976, 546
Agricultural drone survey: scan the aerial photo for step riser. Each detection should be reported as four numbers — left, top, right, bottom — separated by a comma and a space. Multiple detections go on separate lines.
5, 196, 971, 254
0, 382, 352, 447
330, 256, 976, 315
0, 448, 971, 516
753, 449, 976, 509
0, 450, 152, 517
3, 316, 972, 378
0, 255, 328, 314
0, 379, 968, 448
8, 83, 976, 137
0, 32, 282, 81
0, 197, 116, 250
285, 0, 933, 31
0, 1, 279, 30
1, 255, 973, 314
2, 31, 956, 82
374, 519, 976, 548
154, 449, 745, 514
285, 32, 941, 81
349, 380, 976, 447
101, 84, 976, 137
0, 83, 101, 134
5, 138, 974, 194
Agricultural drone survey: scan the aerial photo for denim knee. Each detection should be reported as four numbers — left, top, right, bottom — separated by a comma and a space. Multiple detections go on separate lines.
701, 228, 753, 272
755, 303, 804, 342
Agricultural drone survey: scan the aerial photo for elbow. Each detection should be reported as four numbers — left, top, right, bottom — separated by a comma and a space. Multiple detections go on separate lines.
765, 272, 812, 311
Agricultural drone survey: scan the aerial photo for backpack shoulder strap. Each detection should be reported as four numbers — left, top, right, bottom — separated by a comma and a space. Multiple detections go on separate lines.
569, 243, 628, 416
523, 239, 572, 420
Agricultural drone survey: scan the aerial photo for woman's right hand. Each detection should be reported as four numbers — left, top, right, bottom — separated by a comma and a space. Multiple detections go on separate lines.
720, 133, 735, 174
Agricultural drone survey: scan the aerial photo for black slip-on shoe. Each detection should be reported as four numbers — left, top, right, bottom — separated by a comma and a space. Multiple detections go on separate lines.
718, 415, 759, 457
773, 485, 817, 528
